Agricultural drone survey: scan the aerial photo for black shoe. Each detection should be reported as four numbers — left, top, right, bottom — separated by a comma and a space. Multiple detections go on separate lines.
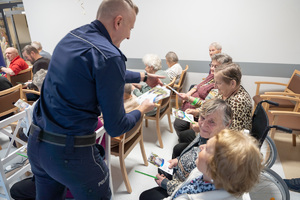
284, 178, 300, 193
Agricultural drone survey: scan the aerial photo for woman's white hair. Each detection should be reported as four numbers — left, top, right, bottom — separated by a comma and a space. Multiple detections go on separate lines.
142, 54, 162, 71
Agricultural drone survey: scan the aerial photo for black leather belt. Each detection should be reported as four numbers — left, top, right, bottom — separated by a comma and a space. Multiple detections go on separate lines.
30, 123, 96, 147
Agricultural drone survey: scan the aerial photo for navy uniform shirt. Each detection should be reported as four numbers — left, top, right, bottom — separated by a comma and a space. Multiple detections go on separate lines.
33, 20, 141, 137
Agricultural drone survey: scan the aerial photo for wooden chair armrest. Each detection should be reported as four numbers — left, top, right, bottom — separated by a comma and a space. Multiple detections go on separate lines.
173, 83, 180, 89
264, 92, 300, 97
154, 103, 161, 108
254, 81, 288, 96
23, 89, 40, 96
260, 94, 300, 102
254, 81, 287, 86
269, 110, 300, 117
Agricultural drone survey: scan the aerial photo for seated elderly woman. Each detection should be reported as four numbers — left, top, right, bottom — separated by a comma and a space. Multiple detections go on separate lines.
133, 54, 170, 96
140, 98, 232, 200
174, 53, 232, 136
175, 63, 252, 157
165, 51, 183, 83
141, 128, 262, 200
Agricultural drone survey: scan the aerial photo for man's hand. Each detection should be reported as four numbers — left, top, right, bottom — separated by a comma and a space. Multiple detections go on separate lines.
137, 99, 155, 115
146, 73, 165, 87
168, 158, 178, 168
155, 173, 167, 187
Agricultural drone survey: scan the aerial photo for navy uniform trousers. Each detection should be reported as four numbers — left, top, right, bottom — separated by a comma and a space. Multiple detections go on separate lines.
27, 125, 111, 200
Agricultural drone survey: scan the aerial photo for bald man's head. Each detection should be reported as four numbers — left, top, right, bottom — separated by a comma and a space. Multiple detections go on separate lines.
5, 47, 19, 62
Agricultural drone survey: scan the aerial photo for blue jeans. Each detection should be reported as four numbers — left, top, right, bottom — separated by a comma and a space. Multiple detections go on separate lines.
27, 125, 111, 200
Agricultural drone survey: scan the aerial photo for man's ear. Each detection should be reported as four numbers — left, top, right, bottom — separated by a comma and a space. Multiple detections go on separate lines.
114, 15, 123, 30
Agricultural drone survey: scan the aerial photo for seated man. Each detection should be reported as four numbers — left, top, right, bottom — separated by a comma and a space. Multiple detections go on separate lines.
22, 45, 50, 101
0, 47, 28, 77
31, 41, 52, 60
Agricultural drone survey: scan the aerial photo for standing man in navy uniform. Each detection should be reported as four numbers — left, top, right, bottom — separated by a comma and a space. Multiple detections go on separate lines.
27, 0, 162, 199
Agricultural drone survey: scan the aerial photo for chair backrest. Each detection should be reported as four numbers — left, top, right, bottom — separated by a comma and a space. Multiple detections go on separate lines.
285, 69, 300, 94
251, 101, 270, 147
0, 84, 23, 117
174, 65, 188, 92
124, 114, 144, 142
7, 68, 32, 86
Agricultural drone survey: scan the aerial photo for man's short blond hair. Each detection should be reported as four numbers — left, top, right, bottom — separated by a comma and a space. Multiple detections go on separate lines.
96, 0, 138, 20
208, 129, 262, 197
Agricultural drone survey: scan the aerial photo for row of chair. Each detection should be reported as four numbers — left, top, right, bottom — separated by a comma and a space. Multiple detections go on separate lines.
253, 69, 300, 146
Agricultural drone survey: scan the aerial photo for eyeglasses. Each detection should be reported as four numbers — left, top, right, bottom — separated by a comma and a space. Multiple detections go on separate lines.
209, 64, 218, 68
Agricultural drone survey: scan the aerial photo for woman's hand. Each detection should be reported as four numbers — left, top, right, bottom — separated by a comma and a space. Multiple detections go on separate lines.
168, 158, 179, 168
178, 93, 189, 101
155, 173, 167, 187
185, 108, 200, 117
191, 122, 200, 132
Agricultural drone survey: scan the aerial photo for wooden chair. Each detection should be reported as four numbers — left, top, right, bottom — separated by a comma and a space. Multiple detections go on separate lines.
22, 89, 40, 105
6, 68, 32, 86
0, 84, 28, 149
144, 77, 176, 148
263, 94, 300, 146
0, 84, 23, 120
0, 110, 32, 200
172, 65, 189, 109
110, 115, 148, 193
253, 69, 300, 112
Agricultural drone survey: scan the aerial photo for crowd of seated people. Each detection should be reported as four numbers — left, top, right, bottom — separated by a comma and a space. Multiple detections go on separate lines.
173, 61, 252, 158
173, 53, 232, 138
140, 98, 233, 199
141, 128, 262, 200
1, 41, 273, 200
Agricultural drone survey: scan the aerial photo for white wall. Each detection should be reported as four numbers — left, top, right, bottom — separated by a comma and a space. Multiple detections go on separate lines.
23, 0, 300, 65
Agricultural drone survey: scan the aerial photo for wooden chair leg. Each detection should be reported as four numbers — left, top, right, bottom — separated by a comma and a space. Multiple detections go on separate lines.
156, 120, 163, 148
175, 95, 179, 109
292, 133, 296, 146
139, 138, 148, 166
167, 112, 173, 133
119, 149, 132, 193
145, 119, 148, 127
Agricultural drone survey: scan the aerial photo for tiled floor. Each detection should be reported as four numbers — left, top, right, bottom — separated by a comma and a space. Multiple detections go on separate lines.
111, 115, 300, 200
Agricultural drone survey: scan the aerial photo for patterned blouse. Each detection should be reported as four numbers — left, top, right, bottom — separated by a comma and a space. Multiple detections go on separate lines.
173, 175, 215, 199
216, 85, 252, 131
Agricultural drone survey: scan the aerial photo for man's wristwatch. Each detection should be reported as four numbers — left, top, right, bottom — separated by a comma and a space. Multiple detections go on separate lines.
144, 72, 148, 82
